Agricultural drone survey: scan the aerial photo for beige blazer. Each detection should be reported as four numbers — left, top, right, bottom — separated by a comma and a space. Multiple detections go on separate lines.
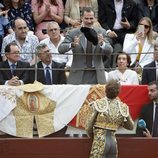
64, 0, 98, 25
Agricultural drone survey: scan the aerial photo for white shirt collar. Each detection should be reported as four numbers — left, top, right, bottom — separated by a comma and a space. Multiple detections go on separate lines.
42, 62, 52, 69
115, 0, 123, 3
8, 60, 17, 67
155, 61, 158, 66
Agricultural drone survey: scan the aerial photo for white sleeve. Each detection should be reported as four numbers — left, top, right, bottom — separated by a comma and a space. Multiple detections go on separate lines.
123, 34, 138, 54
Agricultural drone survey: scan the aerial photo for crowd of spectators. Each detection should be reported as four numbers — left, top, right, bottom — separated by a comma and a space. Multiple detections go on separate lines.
1, 0, 158, 139
0, 0, 158, 86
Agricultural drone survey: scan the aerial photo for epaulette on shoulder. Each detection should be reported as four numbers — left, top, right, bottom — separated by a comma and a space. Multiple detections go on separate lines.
119, 101, 129, 117
93, 98, 108, 113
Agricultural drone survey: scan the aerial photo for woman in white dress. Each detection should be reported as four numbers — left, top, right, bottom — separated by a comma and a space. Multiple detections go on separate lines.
123, 17, 155, 68
108, 52, 139, 85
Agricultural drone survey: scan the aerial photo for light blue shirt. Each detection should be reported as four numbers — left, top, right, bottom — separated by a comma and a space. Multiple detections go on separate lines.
0, 16, 9, 36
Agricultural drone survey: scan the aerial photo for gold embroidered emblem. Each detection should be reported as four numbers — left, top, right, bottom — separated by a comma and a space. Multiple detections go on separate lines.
13, 82, 56, 138
27, 93, 40, 113
76, 85, 105, 128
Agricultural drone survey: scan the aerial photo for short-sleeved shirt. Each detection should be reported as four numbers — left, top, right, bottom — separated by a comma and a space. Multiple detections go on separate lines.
1, 32, 39, 63
40, 35, 72, 67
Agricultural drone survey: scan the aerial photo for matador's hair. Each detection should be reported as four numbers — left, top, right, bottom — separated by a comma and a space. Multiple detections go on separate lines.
106, 80, 120, 99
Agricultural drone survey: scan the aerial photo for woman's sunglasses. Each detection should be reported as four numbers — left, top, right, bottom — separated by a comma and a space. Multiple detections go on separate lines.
139, 24, 150, 29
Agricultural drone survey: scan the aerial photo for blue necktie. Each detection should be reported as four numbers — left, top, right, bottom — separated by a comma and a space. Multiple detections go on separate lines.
153, 103, 158, 137
45, 66, 52, 85
11, 63, 16, 75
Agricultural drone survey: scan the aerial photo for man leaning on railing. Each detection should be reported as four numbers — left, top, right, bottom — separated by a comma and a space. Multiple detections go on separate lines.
58, 7, 113, 85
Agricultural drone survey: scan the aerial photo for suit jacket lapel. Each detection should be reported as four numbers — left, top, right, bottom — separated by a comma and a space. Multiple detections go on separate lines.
51, 62, 58, 84
146, 103, 154, 132
136, 37, 152, 62
107, 0, 115, 10
140, 39, 153, 63
122, 0, 130, 11
142, 38, 151, 54
38, 62, 45, 84
150, 103, 154, 125
15, 61, 22, 77
153, 61, 156, 80
5, 60, 12, 78
80, 33, 86, 53
151, 62, 156, 80
92, 44, 96, 54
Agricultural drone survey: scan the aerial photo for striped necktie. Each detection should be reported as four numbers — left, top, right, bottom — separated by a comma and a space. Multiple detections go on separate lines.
11, 63, 16, 75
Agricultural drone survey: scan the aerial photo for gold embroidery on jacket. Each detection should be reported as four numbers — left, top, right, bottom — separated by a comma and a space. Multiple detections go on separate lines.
93, 97, 129, 130
13, 91, 56, 138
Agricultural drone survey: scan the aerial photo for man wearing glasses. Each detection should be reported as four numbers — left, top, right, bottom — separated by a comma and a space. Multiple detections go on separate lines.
29, 43, 66, 85
40, 21, 72, 69
0, 42, 30, 86
1, 18, 39, 65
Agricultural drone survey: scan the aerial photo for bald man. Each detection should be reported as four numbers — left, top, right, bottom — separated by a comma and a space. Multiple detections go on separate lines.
1, 18, 39, 65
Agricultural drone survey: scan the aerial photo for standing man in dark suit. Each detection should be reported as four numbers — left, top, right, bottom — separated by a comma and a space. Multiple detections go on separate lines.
0, 42, 30, 85
58, 7, 113, 84
136, 81, 158, 137
141, 42, 158, 84
29, 43, 66, 84
98, 0, 139, 67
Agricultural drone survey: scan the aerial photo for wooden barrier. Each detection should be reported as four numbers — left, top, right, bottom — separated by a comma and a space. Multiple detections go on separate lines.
0, 137, 158, 158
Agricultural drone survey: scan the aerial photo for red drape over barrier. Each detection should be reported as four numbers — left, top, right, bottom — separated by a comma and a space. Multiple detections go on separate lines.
69, 85, 150, 128
119, 85, 150, 120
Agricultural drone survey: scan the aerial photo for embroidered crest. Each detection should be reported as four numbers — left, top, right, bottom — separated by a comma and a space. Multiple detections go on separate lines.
27, 93, 40, 113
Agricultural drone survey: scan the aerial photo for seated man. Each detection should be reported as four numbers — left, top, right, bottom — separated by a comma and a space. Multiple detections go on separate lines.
136, 81, 158, 137
1, 18, 39, 65
141, 40, 158, 84
0, 42, 30, 85
29, 43, 66, 84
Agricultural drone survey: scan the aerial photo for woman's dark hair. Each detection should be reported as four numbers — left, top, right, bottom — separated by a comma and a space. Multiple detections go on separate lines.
37, 0, 58, 6
115, 51, 131, 67
148, 81, 158, 89
4, 0, 25, 9
141, 0, 158, 6
106, 80, 120, 99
